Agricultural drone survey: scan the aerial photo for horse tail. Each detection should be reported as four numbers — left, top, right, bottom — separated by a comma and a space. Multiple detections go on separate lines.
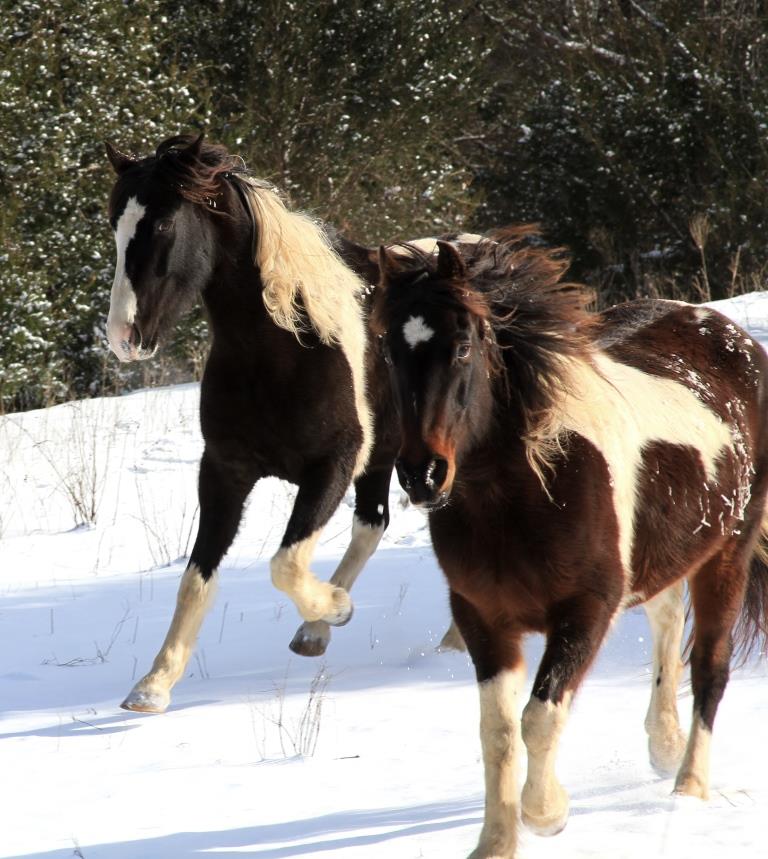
733, 507, 768, 663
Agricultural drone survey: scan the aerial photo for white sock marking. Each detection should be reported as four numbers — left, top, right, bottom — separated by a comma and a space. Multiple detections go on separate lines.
474, 668, 525, 856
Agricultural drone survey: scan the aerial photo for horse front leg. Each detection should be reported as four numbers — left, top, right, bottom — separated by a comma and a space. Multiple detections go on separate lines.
271, 457, 356, 626
451, 592, 525, 859
121, 451, 257, 713
643, 581, 687, 774
289, 464, 392, 656
521, 593, 618, 836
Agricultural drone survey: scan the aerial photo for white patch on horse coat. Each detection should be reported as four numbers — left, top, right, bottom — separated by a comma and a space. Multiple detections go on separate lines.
474, 668, 525, 856
403, 315, 435, 349
554, 351, 733, 580
107, 196, 145, 360
401, 237, 439, 256
389, 234, 488, 259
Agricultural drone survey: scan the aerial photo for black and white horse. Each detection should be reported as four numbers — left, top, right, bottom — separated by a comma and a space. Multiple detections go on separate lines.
105, 134, 406, 711
373, 230, 768, 858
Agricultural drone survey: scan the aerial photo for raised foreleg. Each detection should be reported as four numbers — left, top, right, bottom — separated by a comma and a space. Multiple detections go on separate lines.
289, 465, 392, 656
451, 592, 525, 859
271, 457, 358, 626
643, 581, 687, 774
122, 451, 259, 713
521, 593, 618, 836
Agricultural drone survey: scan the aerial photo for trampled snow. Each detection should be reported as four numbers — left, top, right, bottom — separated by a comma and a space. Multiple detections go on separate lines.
2, 297, 768, 858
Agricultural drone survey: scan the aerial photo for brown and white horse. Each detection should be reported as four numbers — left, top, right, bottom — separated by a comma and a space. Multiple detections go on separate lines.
373, 228, 768, 858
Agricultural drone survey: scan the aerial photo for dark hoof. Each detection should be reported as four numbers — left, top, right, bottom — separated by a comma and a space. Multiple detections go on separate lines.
289, 624, 330, 657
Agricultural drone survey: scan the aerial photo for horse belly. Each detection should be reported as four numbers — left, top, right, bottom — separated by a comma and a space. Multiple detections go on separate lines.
199, 346, 362, 481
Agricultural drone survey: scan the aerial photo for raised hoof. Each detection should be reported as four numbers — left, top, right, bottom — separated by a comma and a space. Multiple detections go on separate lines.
289, 622, 330, 657
120, 687, 170, 714
521, 806, 569, 837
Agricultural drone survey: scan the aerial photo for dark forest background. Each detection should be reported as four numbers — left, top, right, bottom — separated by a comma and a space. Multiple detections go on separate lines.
2, 0, 767, 412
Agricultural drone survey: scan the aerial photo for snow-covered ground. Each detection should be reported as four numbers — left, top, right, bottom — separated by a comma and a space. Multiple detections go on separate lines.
2, 296, 768, 859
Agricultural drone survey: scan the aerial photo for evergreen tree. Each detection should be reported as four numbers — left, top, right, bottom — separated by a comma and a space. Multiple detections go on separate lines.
472, 0, 768, 301
163, 0, 490, 240
0, 0, 209, 411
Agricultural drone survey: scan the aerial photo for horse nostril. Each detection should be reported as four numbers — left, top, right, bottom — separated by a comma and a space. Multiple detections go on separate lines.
395, 457, 413, 490
426, 457, 448, 489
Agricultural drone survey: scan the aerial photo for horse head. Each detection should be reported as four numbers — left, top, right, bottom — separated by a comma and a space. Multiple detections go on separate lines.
373, 240, 494, 508
104, 134, 244, 362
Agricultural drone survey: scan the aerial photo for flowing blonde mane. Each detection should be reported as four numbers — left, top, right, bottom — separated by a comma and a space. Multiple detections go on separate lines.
240, 178, 372, 475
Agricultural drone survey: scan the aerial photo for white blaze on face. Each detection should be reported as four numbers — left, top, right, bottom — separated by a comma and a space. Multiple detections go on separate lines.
107, 196, 146, 361
403, 315, 435, 349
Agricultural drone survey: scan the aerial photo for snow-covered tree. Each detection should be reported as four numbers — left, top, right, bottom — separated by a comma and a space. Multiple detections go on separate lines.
472, 0, 768, 301
0, 0, 209, 411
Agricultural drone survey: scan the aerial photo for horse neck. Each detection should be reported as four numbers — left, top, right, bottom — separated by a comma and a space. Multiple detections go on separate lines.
456, 355, 548, 501
201, 197, 271, 337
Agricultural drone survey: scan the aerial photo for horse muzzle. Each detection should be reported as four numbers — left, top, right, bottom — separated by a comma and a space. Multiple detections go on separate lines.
107, 321, 155, 362
395, 454, 452, 509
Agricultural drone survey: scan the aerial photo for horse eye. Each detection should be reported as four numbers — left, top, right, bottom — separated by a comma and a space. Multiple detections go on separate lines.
382, 342, 393, 366
456, 342, 471, 361
155, 218, 174, 233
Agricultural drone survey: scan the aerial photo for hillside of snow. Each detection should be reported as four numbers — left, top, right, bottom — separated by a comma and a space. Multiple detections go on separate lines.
2, 296, 768, 859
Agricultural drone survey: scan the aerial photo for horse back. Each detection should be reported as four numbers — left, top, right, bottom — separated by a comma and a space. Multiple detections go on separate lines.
595, 298, 768, 597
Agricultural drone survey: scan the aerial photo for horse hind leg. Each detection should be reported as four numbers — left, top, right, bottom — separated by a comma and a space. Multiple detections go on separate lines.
643, 580, 687, 775
288, 466, 392, 655
674, 548, 747, 799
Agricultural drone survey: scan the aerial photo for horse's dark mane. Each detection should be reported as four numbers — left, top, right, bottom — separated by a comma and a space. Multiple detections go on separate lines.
150, 135, 246, 206
375, 227, 598, 439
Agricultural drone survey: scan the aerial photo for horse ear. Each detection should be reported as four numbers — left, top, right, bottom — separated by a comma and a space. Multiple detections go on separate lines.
435, 240, 467, 280
186, 132, 205, 160
105, 141, 135, 175
378, 245, 401, 286
332, 233, 380, 285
